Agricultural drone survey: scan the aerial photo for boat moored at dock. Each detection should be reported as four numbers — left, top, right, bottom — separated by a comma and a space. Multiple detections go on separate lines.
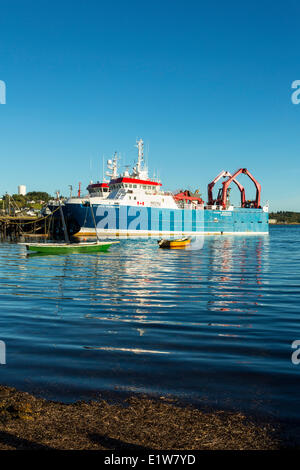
62, 139, 269, 237
19, 241, 119, 254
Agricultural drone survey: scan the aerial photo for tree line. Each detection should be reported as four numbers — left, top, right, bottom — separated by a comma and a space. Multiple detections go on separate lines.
269, 211, 300, 223
1, 192, 52, 210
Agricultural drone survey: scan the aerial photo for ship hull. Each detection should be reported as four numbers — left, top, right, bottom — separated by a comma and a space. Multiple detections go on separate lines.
64, 203, 269, 236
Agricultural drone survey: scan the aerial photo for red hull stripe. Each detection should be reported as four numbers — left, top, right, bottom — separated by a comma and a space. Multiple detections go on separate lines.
109, 177, 162, 186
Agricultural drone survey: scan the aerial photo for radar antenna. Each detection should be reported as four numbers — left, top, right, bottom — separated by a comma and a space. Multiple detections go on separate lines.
106, 152, 119, 180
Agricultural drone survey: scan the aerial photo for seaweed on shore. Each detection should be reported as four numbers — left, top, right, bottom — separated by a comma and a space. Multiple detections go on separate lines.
0, 385, 280, 450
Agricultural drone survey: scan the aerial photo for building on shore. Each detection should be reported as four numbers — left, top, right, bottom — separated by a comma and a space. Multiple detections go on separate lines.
18, 185, 26, 196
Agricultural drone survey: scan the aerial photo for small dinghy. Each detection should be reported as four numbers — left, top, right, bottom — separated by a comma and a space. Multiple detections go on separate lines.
158, 237, 191, 249
20, 241, 119, 254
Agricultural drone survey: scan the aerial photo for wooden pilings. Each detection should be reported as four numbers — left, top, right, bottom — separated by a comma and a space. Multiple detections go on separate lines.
0, 211, 80, 241
0, 217, 47, 240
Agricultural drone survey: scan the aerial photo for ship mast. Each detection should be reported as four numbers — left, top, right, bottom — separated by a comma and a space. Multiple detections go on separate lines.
133, 138, 148, 179
106, 152, 119, 180
136, 138, 144, 175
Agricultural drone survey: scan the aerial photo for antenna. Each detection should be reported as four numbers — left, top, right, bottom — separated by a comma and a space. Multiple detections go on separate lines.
106, 152, 119, 179
124, 164, 131, 176
135, 138, 144, 174
146, 142, 149, 171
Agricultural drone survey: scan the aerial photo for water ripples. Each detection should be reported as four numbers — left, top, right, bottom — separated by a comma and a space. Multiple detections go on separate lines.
0, 226, 299, 421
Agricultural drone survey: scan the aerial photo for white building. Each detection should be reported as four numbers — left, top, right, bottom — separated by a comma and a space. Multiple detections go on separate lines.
18, 185, 26, 196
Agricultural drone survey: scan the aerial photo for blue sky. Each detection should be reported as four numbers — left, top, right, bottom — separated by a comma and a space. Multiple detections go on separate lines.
0, 0, 300, 210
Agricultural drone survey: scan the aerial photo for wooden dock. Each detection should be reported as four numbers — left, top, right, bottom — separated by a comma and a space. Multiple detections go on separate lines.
0, 215, 50, 239
0, 205, 78, 241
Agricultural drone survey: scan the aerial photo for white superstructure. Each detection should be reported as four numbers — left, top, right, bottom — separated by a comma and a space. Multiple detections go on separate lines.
66, 139, 204, 212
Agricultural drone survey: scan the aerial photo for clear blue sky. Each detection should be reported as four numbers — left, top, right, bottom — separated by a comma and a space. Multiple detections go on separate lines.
0, 0, 299, 210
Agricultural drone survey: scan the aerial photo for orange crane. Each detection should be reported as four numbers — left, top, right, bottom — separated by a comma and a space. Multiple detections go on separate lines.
221, 169, 261, 209
207, 170, 245, 206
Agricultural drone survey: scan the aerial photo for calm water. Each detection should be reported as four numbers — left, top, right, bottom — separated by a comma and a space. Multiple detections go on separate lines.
0, 226, 300, 424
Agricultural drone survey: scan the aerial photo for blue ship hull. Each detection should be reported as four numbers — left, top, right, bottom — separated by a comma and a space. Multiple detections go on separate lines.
64, 203, 269, 236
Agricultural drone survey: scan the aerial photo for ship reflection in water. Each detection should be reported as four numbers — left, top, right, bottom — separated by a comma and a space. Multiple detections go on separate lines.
0, 228, 299, 425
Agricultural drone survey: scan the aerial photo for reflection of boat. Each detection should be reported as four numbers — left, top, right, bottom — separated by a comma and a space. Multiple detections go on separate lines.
20, 241, 119, 254
158, 237, 191, 249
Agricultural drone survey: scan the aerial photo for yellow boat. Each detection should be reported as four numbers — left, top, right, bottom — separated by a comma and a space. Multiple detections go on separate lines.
158, 237, 191, 249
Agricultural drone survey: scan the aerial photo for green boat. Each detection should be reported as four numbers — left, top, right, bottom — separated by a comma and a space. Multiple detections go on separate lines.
19, 194, 120, 255
19, 241, 119, 254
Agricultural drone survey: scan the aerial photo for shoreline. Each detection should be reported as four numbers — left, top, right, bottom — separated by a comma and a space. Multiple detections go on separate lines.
0, 384, 284, 450
270, 223, 300, 225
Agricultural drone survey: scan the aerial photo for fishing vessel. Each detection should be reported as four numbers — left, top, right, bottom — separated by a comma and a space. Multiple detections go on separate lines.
63, 139, 269, 237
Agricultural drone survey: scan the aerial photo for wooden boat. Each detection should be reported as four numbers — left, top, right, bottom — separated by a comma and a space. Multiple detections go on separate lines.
19, 241, 119, 254
19, 195, 119, 254
158, 237, 191, 249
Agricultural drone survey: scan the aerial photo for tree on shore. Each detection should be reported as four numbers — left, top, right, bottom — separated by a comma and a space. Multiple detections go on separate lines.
1, 192, 52, 212
269, 211, 300, 223
25, 192, 51, 203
